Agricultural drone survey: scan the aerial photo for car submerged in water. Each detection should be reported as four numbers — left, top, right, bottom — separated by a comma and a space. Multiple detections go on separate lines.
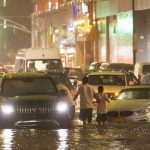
0, 72, 71, 128
107, 86, 150, 122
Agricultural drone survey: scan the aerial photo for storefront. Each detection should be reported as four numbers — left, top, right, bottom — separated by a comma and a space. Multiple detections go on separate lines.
31, 0, 94, 68
95, 0, 150, 64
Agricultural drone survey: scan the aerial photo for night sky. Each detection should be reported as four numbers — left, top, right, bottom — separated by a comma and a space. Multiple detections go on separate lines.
0, 0, 32, 64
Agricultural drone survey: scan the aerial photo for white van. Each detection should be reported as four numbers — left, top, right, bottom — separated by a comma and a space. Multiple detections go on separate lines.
15, 48, 63, 72
134, 62, 150, 82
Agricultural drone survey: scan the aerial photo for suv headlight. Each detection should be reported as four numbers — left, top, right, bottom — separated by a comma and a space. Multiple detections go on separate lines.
1, 104, 15, 115
56, 102, 68, 113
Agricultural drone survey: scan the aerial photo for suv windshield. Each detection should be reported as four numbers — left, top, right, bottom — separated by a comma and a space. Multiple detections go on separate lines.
2, 78, 56, 96
88, 75, 126, 86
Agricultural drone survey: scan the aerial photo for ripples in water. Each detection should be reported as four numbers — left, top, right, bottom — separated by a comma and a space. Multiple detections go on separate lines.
0, 122, 150, 150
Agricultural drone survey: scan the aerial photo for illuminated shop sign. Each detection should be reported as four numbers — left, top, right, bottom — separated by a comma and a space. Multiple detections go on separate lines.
72, 2, 88, 18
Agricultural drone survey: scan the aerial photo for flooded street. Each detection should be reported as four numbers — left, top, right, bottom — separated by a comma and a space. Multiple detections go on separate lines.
0, 121, 150, 150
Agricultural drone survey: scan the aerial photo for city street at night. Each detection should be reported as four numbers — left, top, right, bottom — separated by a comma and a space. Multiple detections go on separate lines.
1, 0, 150, 150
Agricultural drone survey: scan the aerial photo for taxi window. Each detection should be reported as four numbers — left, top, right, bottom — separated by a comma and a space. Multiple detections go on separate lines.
118, 88, 150, 100
88, 74, 125, 86
117, 91, 133, 100
142, 65, 150, 74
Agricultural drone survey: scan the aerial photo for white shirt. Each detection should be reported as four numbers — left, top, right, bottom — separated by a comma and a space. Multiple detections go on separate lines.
73, 84, 95, 109
95, 93, 109, 114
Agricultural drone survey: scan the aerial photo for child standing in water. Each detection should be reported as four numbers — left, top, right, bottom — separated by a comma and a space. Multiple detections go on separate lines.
95, 85, 110, 126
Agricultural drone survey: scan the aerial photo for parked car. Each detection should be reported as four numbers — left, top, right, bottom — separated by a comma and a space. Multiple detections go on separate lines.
4, 64, 15, 72
107, 63, 134, 72
134, 62, 150, 82
88, 70, 140, 98
88, 62, 102, 72
64, 67, 83, 87
64, 67, 83, 78
0, 72, 71, 128
107, 86, 150, 122
99, 62, 109, 71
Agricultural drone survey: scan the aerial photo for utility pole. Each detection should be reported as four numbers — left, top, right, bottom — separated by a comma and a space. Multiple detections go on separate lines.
0, 16, 31, 34
106, 16, 110, 63
132, 0, 136, 65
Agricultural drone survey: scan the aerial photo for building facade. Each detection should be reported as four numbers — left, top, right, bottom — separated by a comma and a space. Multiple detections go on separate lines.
31, 0, 150, 68
95, 0, 150, 64
31, 0, 95, 69
0, 0, 32, 64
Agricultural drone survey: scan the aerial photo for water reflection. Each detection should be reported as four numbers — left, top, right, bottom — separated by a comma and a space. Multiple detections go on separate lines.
0, 123, 149, 149
57, 129, 68, 150
1, 129, 14, 150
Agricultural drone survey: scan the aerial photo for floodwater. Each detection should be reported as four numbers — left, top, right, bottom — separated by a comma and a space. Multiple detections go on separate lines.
0, 120, 150, 150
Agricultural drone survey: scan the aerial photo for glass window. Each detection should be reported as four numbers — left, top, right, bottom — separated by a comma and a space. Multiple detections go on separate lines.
118, 91, 133, 100
2, 78, 56, 96
27, 59, 63, 72
118, 88, 150, 100
142, 65, 150, 74
88, 75, 125, 86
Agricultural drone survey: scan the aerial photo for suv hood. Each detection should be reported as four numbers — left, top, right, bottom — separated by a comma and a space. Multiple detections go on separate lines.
0, 94, 65, 103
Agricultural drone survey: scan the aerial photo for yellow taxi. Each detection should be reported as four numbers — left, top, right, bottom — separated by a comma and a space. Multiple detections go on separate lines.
107, 86, 150, 122
88, 70, 140, 98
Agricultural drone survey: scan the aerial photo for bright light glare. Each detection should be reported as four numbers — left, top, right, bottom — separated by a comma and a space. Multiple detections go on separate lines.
115, 92, 119, 96
56, 102, 68, 113
2, 129, 14, 150
1, 105, 14, 115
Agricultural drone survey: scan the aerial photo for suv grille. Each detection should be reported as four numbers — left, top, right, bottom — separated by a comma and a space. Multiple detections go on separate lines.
16, 106, 53, 115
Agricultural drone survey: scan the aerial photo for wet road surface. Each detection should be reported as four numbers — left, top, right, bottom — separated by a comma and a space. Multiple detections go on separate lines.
0, 120, 150, 150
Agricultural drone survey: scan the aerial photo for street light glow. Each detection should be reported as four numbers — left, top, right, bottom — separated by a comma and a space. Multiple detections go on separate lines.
3, 19, 7, 29
3, 0, 6, 7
